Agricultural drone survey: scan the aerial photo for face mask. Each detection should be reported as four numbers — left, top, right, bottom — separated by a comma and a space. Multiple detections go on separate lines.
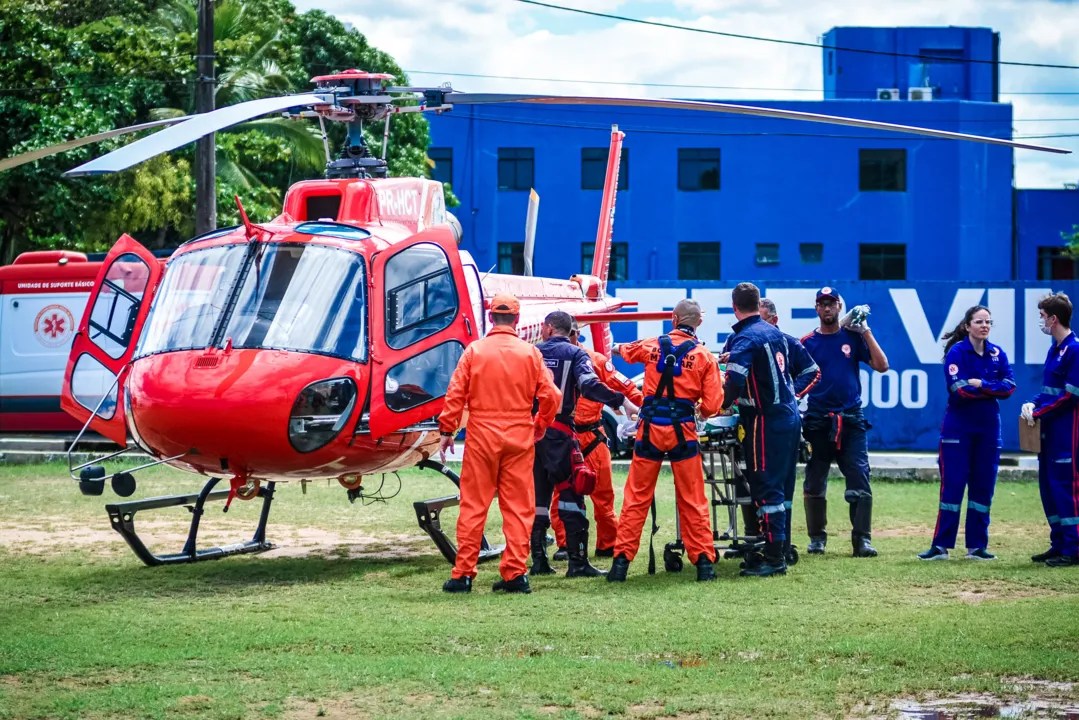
1040, 317, 1053, 336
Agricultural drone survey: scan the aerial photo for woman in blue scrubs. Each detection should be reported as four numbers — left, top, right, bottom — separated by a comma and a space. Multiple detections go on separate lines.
919, 305, 1016, 561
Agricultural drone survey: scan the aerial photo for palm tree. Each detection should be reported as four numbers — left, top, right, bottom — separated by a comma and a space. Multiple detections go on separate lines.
150, 0, 325, 194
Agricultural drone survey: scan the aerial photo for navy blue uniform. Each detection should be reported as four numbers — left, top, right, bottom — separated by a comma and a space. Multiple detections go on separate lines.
934, 339, 1015, 550
723, 316, 801, 546
533, 336, 625, 541
724, 329, 819, 545
1029, 332, 1079, 558
801, 328, 873, 546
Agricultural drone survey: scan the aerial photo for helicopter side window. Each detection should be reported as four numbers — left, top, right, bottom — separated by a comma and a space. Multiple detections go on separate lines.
385, 242, 458, 350
88, 253, 151, 359
384, 341, 464, 412
70, 353, 118, 419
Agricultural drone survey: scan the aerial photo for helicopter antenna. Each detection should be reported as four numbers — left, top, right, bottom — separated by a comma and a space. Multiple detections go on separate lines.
235, 195, 256, 239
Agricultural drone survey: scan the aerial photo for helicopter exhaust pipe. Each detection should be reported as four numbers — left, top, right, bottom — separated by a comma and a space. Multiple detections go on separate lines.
523, 188, 539, 276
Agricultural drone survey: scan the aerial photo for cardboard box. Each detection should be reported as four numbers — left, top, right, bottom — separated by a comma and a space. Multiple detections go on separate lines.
1018, 416, 1041, 454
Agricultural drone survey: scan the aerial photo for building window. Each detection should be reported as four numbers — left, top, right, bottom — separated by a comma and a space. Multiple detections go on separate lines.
498, 242, 524, 275
678, 148, 720, 191
1038, 246, 1079, 280
859, 149, 906, 192
859, 243, 906, 280
428, 147, 452, 186
581, 148, 629, 190
678, 242, 721, 280
581, 242, 628, 281
800, 242, 823, 264
498, 148, 533, 191
755, 243, 780, 266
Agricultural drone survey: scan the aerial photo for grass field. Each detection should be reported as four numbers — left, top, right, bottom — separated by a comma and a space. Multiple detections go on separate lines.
0, 462, 1077, 719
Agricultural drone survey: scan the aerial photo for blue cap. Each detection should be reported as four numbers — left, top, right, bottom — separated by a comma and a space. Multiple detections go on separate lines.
816, 286, 840, 302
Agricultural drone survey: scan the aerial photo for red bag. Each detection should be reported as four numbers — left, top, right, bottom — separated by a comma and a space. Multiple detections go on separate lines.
567, 444, 596, 495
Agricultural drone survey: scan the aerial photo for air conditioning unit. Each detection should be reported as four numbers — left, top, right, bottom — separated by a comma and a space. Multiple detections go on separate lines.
908, 87, 935, 101
876, 88, 900, 101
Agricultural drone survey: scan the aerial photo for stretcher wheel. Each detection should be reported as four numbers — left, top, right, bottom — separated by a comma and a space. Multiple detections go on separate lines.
786, 547, 799, 567
235, 479, 260, 501
663, 547, 684, 573
338, 476, 363, 490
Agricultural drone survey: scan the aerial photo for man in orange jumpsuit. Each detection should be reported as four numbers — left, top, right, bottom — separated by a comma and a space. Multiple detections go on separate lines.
550, 322, 642, 558
608, 298, 724, 582
439, 293, 561, 594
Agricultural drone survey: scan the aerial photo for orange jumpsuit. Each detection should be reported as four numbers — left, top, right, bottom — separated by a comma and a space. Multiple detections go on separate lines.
551, 349, 643, 552
439, 325, 561, 581
614, 329, 724, 565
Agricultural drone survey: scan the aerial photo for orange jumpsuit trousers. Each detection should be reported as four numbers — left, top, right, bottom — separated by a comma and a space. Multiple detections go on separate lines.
613, 330, 724, 566
438, 325, 561, 581
552, 350, 643, 551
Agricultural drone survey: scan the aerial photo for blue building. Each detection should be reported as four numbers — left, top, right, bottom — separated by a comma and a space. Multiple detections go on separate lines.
427, 25, 1077, 285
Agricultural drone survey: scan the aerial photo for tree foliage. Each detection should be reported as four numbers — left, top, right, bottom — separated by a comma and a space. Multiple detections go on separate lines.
0, 0, 447, 262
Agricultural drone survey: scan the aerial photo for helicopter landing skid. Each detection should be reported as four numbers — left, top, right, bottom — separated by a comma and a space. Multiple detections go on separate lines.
105, 477, 276, 566
414, 460, 504, 565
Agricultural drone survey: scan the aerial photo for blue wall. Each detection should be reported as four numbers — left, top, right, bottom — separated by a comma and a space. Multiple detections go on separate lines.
823, 27, 999, 101
602, 280, 1073, 452
1017, 189, 1079, 281
429, 99, 1015, 283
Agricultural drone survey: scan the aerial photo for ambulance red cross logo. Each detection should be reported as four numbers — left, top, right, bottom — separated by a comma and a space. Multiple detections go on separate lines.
775, 351, 785, 372
841, 343, 851, 358
34, 304, 74, 349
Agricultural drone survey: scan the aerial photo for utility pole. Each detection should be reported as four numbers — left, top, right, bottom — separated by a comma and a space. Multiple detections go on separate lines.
195, 0, 216, 235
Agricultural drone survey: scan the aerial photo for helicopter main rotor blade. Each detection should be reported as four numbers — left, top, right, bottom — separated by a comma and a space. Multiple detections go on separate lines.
443, 94, 1071, 155
65, 93, 333, 177
0, 118, 192, 174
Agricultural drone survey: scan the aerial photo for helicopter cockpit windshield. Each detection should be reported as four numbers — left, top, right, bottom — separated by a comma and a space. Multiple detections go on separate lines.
137, 243, 367, 361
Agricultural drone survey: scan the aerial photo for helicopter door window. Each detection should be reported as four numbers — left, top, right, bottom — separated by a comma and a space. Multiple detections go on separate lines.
88, 253, 150, 359
385, 242, 458, 350
384, 341, 464, 412
70, 353, 118, 420
463, 263, 486, 336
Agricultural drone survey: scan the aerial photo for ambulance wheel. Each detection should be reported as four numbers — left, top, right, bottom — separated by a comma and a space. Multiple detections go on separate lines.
664, 547, 684, 573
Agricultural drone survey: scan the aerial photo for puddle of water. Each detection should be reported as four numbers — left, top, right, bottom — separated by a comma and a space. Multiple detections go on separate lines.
894, 697, 1079, 719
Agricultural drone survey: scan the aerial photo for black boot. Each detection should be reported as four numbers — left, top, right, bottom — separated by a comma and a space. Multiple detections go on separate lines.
566, 530, 606, 578
805, 496, 827, 554
740, 541, 787, 577
594, 546, 615, 558
553, 547, 568, 561
607, 555, 630, 582
695, 555, 717, 582
530, 522, 557, 575
851, 497, 878, 558
492, 574, 532, 593
443, 576, 472, 593
1045, 554, 1079, 568
741, 504, 761, 538
1032, 548, 1062, 563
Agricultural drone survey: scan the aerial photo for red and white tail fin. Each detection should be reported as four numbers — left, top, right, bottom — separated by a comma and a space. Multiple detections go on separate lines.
589, 125, 625, 357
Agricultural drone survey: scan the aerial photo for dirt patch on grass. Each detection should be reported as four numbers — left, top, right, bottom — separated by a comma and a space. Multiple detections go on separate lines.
874, 525, 932, 538
0, 517, 429, 560
905, 580, 1062, 606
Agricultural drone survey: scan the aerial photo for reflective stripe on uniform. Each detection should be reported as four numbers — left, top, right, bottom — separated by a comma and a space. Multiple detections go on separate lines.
1067, 383, 1079, 396
760, 503, 785, 515
1054, 457, 1072, 463
726, 363, 749, 376
949, 380, 969, 393
941, 438, 960, 444
1048, 514, 1061, 524
535, 506, 550, 517
939, 502, 961, 512
1043, 386, 1063, 395
1061, 517, 1079, 526
557, 501, 585, 515
968, 501, 991, 513
763, 341, 780, 403
799, 363, 819, 377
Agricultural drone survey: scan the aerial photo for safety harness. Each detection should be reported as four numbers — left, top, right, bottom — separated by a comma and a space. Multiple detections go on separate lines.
574, 420, 607, 459
639, 334, 699, 454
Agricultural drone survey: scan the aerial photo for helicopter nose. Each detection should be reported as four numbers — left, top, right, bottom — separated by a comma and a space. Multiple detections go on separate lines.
126, 350, 367, 477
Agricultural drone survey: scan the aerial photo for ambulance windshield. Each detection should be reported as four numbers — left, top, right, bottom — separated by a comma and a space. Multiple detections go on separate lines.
137, 243, 367, 362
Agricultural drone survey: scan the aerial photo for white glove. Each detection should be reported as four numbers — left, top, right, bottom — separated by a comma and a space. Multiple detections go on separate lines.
617, 418, 638, 441
1021, 402, 1036, 427
840, 305, 871, 334
621, 399, 640, 420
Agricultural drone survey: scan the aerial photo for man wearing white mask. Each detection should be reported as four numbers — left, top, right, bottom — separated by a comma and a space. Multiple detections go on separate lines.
1021, 292, 1079, 568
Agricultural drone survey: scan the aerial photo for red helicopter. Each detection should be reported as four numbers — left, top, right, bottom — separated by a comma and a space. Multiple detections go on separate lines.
0, 70, 1067, 567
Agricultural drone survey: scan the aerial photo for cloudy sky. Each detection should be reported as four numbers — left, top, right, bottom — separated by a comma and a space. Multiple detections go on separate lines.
292, 0, 1079, 188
